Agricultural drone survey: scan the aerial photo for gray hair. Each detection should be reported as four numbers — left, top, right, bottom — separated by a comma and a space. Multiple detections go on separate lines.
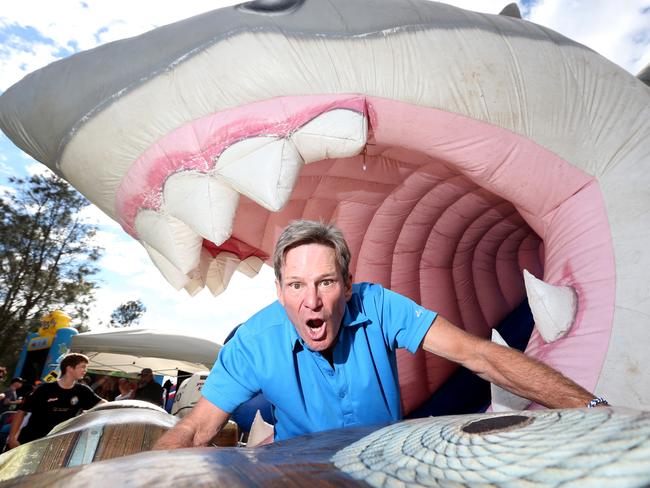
273, 220, 351, 283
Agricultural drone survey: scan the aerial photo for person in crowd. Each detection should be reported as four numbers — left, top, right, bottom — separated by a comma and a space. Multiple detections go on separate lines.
0, 378, 24, 414
6, 353, 106, 449
154, 220, 606, 450
114, 377, 135, 401
96, 376, 118, 401
134, 368, 164, 407
162, 379, 174, 406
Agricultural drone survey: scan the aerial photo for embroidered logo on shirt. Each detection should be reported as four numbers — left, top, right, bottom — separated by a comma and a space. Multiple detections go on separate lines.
70, 396, 79, 406
47, 397, 59, 403
415, 308, 423, 318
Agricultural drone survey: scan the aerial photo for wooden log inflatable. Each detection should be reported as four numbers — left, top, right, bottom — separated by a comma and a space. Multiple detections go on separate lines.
1, 407, 650, 487
0, 401, 176, 482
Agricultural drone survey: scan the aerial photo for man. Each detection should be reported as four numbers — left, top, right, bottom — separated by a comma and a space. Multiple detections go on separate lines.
7, 353, 105, 448
134, 368, 164, 407
154, 220, 604, 449
115, 377, 135, 401
0, 377, 24, 414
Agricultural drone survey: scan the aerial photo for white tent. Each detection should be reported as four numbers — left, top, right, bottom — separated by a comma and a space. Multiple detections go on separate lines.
70, 329, 221, 375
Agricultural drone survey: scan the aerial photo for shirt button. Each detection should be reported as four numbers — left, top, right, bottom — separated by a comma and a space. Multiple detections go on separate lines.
339, 390, 346, 398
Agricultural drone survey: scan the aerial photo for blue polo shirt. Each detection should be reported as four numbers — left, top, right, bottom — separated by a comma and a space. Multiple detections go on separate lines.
202, 282, 437, 441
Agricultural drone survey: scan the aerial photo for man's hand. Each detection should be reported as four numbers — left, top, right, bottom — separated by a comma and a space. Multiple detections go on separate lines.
153, 397, 230, 450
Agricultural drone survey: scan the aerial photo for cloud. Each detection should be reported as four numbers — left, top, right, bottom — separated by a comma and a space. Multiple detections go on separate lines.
86, 285, 145, 330
142, 266, 277, 343
0, 160, 9, 176
86, 256, 277, 344
93, 230, 151, 276
0, 184, 16, 199
528, 0, 649, 74
0, 0, 242, 91
24, 161, 54, 177
0, 35, 64, 91
78, 203, 122, 229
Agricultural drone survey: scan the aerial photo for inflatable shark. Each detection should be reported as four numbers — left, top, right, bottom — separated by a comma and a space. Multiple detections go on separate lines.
3, 407, 650, 486
1, 0, 649, 417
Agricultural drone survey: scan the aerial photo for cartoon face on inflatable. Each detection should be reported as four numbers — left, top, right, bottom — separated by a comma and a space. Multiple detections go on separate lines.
1, 0, 648, 412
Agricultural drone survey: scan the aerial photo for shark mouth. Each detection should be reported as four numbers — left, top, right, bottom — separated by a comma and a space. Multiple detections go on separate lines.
0, 0, 648, 413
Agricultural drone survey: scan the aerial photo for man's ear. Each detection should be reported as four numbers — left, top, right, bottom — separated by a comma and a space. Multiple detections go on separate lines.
276, 279, 284, 306
344, 274, 353, 300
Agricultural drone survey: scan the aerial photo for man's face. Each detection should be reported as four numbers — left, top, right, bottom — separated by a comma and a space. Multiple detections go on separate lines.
71, 362, 88, 381
276, 243, 352, 353
140, 371, 153, 384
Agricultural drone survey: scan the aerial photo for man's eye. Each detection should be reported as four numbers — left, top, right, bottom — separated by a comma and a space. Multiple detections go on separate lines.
320, 279, 334, 287
288, 282, 301, 290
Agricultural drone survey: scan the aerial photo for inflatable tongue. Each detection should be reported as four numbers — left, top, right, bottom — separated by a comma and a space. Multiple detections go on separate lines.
1, 0, 649, 414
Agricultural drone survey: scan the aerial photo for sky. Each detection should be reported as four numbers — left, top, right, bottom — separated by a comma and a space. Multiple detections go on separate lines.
0, 0, 648, 344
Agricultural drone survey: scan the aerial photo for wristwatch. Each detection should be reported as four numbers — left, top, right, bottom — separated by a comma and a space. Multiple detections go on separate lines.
587, 397, 609, 408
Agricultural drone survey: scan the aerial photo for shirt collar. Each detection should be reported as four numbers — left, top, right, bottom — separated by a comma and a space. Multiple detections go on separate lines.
287, 295, 370, 351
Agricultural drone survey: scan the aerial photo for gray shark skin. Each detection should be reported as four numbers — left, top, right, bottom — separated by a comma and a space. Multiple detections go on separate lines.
0, 0, 589, 170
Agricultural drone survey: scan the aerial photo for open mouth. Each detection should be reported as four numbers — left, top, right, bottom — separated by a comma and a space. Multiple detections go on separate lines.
0, 0, 647, 412
306, 319, 326, 340
70, 93, 616, 412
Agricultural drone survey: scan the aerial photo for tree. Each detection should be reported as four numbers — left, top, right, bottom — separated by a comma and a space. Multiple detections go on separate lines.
0, 174, 102, 367
109, 299, 146, 328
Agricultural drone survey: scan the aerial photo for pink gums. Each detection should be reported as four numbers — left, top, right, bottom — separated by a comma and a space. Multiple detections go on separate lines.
115, 94, 367, 236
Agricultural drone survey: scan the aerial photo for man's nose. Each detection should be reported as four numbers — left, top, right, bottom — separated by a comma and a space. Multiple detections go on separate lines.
304, 284, 322, 309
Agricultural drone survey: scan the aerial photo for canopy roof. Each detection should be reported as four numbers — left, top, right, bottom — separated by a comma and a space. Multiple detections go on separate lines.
70, 329, 221, 375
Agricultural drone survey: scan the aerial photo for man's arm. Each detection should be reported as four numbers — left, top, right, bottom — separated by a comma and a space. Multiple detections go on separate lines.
6, 410, 26, 449
422, 315, 595, 408
1, 393, 20, 407
153, 397, 230, 450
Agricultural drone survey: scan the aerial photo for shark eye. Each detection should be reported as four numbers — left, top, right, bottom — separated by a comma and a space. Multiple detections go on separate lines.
238, 0, 304, 14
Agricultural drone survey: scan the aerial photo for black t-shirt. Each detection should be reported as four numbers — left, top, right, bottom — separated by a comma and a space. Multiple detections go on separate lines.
134, 381, 164, 406
18, 381, 102, 443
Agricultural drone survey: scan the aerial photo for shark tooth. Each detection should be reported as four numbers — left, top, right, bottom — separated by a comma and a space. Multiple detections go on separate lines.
141, 242, 190, 291
215, 136, 303, 212
134, 210, 202, 275
523, 269, 578, 343
290, 108, 367, 163
183, 273, 206, 297
203, 251, 241, 296
162, 171, 239, 246
237, 256, 265, 278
